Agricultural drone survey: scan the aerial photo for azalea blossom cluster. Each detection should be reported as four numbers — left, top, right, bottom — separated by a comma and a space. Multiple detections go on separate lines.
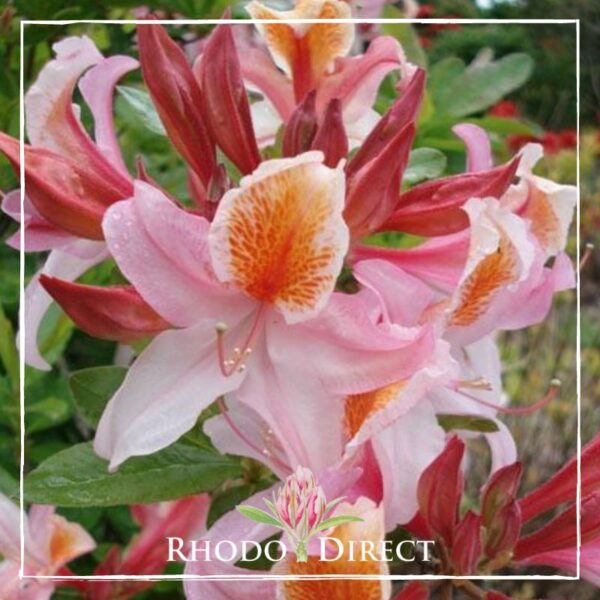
0, 2, 594, 599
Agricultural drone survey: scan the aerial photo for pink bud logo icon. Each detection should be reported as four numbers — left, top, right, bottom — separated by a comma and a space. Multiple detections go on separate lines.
237, 466, 362, 562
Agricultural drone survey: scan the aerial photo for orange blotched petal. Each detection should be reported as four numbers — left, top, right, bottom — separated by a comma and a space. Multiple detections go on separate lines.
448, 198, 534, 329
247, 0, 354, 100
276, 498, 389, 600
49, 515, 96, 569
345, 382, 406, 440
448, 235, 519, 327
209, 152, 348, 323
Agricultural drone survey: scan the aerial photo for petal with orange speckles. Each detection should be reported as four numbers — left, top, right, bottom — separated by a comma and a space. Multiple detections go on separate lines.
448, 198, 535, 329
209, 152, 348, 324
344, 341, 456, 448
48, 515, 96, 569
246, 0, 354, 99
502, 143, 576, 258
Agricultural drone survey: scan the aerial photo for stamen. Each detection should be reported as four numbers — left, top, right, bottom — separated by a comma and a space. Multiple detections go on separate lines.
215, 305, 267, 377
216, 398, 290, 472
457, 377, 493, 391
458, 379, 561, 415
580, 242, 594, 271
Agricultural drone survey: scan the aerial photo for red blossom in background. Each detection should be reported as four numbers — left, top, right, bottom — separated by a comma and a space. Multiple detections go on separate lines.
488, 100, 520, 118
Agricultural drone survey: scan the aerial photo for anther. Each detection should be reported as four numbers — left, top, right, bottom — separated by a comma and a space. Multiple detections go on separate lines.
457, 377, 493, 391
214, 305, 267, 378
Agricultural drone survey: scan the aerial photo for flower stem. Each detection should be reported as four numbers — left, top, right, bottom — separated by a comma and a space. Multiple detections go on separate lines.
295, 540, 308, 562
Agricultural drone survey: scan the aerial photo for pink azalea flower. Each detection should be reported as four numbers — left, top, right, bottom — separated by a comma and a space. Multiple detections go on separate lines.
92, 152, 435, 471
237, 0, 415, 148
0, 493, 95, 600
352, 127, 576, 347
0, 35, 138, 369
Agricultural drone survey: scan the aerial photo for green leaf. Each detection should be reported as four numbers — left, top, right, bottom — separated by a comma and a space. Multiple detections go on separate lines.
24, 442, 242, 507
69, 366, 127, 429
236, 505, 282, 528
26, 397, 72, 434
428, 57, 465, 105
314, 515, 364, 532
37, 304, 74, 366
404, 148, 447, 185
432, 53, 534, 118
0, 303, 19, 392
0, 466, 18, 499
117, 85, 166, 136
324, 496, 345, 514
437, 414, 500, 433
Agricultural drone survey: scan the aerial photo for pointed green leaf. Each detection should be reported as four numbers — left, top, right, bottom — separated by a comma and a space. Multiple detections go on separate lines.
432, 53, 534, 118
69, 366, 127, 429
117, 85, 166, 135
324, 496, 346, 514
315, 515, 364, 532
24, 442, 242, 507
404, 148, 447, 185
237, 505, 282, 528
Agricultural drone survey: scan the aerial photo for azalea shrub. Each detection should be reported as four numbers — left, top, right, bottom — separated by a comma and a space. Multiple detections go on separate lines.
0, 5, 595, 600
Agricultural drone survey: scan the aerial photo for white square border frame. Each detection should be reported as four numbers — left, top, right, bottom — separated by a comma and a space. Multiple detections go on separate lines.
18, 16, 581, 584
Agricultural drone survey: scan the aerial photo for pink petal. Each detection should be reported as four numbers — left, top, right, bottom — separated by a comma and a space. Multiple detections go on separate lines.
94, 321, 248, 471
79, 55, 139, 177
452, 123, 493, 172
237, 47, 295, 120
24, 240, 108, 370
103, 181, 253, 328
351, 232, 470, 294
318, 36, 403, 124
373, 401, 447, 529
25, 36, 130, 192
2, 190, 76, 252
236, 329, 346, 473
25, 36, 102, 155
267, 292, 436, 396
250, 99, 284, 148
0, 561, 21, 599
0, 493, 21, 563
204, 399, 290, 479
354, 259, 434, 327
184, 565, 275, 600
498, 251, 575, 332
